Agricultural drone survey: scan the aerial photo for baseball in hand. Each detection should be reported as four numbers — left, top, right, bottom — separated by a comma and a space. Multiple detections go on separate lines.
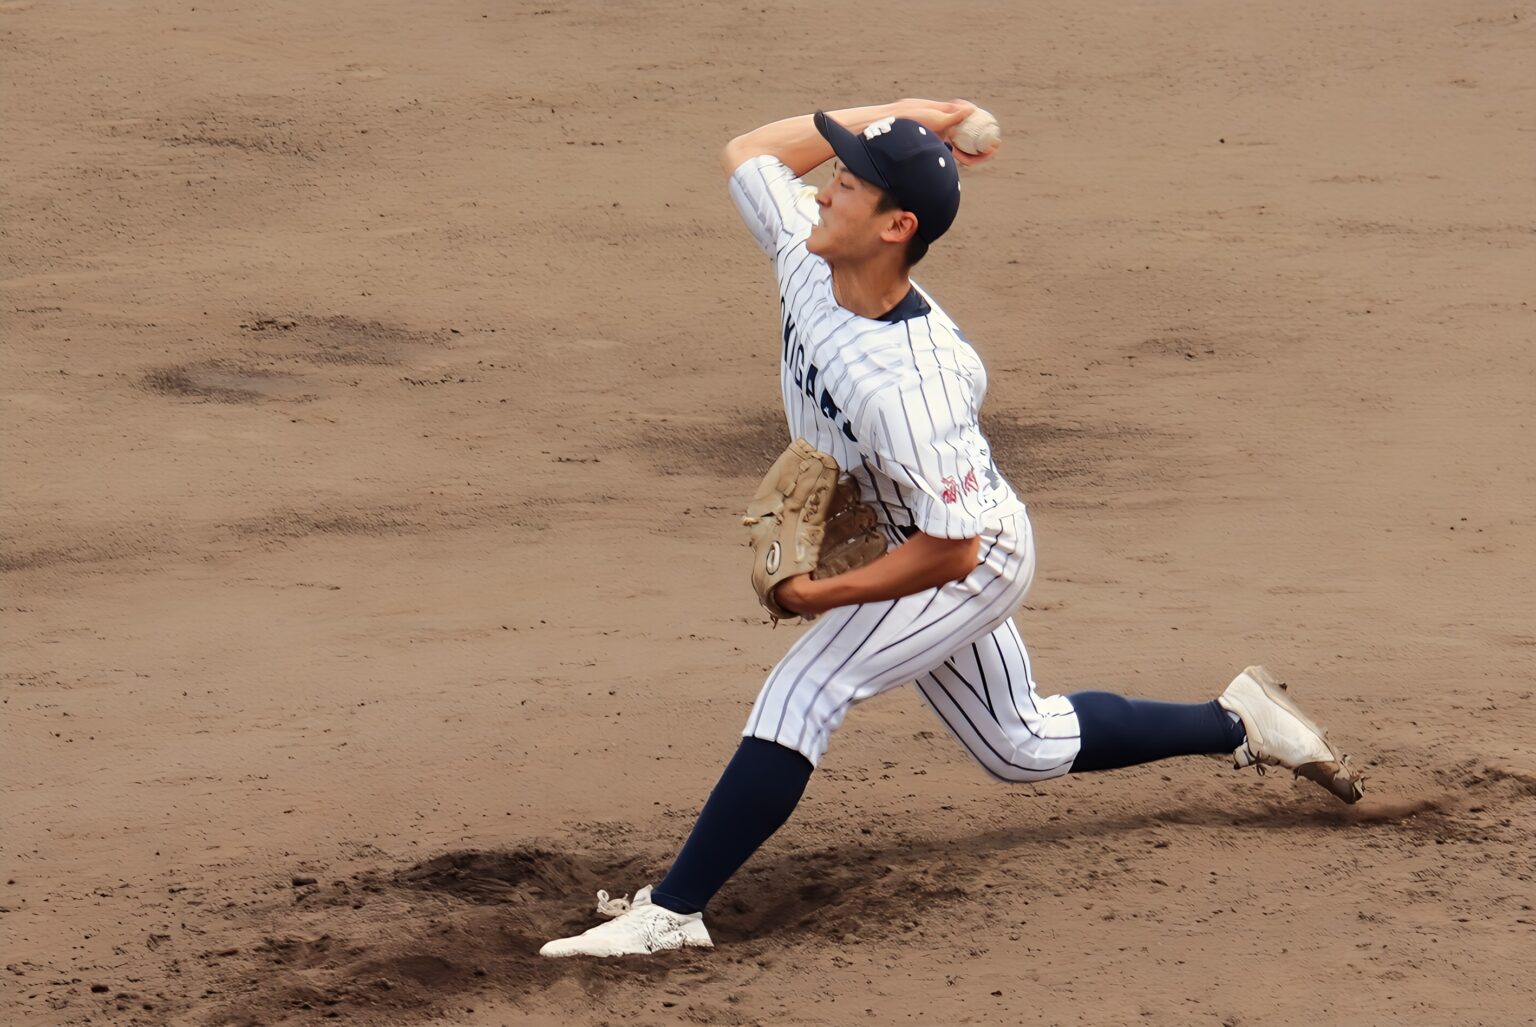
952, 108, 1001, 155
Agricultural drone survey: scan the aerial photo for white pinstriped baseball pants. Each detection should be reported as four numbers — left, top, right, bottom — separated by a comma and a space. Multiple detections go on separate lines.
743, 510, 1083, 780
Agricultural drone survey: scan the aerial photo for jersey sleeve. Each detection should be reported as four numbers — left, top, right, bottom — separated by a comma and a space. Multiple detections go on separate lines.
851, 371, 999, 540
727, 155, 820, 258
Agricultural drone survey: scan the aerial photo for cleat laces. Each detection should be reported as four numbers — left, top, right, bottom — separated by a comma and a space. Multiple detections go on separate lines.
595, 890, 632, 918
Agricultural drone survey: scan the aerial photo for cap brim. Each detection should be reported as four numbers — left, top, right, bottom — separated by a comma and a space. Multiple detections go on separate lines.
814, 111, 891, 192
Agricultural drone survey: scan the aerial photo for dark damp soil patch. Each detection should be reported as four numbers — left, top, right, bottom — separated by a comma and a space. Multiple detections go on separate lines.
392, 849, 595, 905
226, 505, 425, 542
221, 497, 561, 549
639, 408, 789, 479
632, 405, 1147, 494
139, 362, 313, 403
239, 313, 446, 367
979, 414, 1109, 492
0, 543, 112, 573
0, 531, 162, 573
158, 110, 323, 161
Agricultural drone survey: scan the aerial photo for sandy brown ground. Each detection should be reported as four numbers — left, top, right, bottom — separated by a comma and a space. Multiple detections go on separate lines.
4, 1, 1534, 1024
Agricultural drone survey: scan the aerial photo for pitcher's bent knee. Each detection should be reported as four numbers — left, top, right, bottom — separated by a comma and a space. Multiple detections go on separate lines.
973, 743, 1078, 783
741, 691, 846, 768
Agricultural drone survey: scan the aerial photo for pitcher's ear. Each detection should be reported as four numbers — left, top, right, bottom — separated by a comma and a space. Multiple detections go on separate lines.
882, 209, 919, 244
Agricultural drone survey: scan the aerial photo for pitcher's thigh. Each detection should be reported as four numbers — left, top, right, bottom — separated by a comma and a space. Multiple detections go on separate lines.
744, 544, 1036, 767
916, 617, 1081, 782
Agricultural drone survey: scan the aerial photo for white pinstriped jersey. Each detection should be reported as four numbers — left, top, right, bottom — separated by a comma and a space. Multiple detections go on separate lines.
729, 155, 1025, 542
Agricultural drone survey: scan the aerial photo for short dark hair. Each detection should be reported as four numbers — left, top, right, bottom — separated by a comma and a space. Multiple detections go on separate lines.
873, 188, 931, 267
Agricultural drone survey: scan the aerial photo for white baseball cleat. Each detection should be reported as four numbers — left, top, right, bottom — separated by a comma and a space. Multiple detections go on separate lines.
1217, 665, 1365, 804
538, 885, 713, 958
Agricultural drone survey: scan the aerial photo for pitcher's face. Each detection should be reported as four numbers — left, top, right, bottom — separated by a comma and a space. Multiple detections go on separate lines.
806, 164, 890, 264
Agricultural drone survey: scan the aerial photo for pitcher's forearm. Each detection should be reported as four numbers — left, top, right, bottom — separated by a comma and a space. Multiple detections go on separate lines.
777, 532, 981, 615
721, 99, 982, 178
721, 102, 901, 177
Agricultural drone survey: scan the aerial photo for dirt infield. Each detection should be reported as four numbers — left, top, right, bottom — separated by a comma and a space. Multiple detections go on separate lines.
3, 1, 1533, 1024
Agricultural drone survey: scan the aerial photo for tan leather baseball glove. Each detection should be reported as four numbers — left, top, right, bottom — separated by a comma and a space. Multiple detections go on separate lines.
742, 439, 888, 622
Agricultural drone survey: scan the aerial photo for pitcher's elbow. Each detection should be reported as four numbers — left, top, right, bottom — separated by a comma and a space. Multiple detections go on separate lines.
721, 137, 750, 176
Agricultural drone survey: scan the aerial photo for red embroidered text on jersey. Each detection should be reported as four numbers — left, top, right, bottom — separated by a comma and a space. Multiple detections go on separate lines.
962, 469, 980, 494
941, 476, 960, 504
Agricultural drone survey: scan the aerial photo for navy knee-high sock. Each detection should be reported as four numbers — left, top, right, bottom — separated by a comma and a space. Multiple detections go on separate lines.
650, 737, 812, 915
1068, 692, 1246, 773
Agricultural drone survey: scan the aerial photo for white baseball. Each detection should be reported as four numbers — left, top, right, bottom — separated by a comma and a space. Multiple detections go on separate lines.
952, 108, 1001, 155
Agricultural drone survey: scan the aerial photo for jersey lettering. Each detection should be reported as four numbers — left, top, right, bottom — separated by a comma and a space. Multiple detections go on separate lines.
818, 387, 839, 421
782, 318, 858, 442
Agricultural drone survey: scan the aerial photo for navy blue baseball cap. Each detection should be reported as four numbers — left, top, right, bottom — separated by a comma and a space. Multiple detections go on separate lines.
814, 111, 961, 243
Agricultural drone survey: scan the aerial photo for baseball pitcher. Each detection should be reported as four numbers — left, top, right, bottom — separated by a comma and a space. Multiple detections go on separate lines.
540, 97, 1364, 957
